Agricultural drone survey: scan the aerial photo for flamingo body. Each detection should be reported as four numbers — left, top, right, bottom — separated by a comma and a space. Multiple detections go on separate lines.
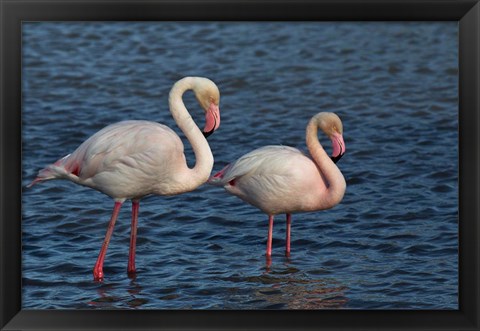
29, 77, 221, 280
209, 112, 346, 257
212, 145, 331, 215
34, 120, 191, 199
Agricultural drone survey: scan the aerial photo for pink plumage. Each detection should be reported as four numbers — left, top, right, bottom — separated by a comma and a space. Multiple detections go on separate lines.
28, 77, 221, 280
208, 112, 346, 258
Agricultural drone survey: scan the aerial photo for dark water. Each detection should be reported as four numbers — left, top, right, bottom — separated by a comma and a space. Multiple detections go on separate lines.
22, 22, 458, 309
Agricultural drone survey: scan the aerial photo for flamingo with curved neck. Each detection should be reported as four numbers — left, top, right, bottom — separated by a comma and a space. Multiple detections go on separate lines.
208, 112, 346, 258
28, 76, 221, 280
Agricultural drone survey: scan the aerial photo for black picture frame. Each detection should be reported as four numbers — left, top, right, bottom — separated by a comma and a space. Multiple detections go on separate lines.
1, 0, 479, 330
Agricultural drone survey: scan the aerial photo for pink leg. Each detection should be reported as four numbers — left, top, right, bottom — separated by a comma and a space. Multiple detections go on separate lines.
285, 213, 291, 257
265, 255, 272, 272
93, 201, 123, 281
128, 200, 139, 275
266, 215, 274, 257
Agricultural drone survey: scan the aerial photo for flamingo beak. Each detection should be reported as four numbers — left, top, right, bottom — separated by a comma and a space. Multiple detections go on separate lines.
203, 103, 220, 138
330, 132, 345, 164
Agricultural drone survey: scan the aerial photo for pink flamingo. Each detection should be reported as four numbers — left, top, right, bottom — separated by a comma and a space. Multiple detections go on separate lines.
208, 112, 346, 257
28, 77, 221, 280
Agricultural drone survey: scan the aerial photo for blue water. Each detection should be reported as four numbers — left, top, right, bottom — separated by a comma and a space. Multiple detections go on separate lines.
22, 22, 458, 309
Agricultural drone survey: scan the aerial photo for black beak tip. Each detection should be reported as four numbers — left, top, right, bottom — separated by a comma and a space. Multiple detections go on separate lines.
330, 153, 344, 164
203, 130, 214, 138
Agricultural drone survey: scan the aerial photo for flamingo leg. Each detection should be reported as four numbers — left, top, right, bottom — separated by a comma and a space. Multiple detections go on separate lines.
128, 200, 139, 275
285, 213, 292, 257
266, 215, 274, 257
265, 255, 272, 272
93, 201, 123, 281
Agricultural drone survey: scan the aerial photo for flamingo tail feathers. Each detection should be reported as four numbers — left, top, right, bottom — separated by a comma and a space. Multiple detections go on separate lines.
207, 163, 233, 186
27, 154, 78, 187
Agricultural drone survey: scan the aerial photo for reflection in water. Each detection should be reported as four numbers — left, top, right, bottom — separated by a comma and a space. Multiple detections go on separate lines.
88, 278, 148, 309
126, 278, 143, 297
258, 257, 347, 309
87, 283, 120, 308
260, 280, 348, 309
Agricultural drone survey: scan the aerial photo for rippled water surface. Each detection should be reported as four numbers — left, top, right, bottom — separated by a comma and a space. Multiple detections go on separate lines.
22, 22, 458, 309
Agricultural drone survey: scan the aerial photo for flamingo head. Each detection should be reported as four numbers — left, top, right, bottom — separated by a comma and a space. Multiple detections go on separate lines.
193, 78, 221, 138
317, 112, 345, 164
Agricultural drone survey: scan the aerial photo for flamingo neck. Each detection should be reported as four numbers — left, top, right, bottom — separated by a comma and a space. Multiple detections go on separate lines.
168, 77, 214, 191
305, 117, 346, 208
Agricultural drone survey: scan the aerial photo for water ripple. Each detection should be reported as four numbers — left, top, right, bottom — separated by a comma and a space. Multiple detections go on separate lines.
22, 22, 458, 310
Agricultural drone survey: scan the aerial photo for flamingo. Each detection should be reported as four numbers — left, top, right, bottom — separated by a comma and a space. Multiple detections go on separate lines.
28, 76, 221, 280
208, 112, 346, 258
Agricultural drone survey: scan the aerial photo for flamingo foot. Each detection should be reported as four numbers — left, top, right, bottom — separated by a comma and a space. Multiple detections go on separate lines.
265, 255, 272, 272
285, 213, 291, 257
93, 266, 104, 281
128, 200, 139, 277
127, 268, 137, 279
127, 259, 136, 276
127, 265, 136, 274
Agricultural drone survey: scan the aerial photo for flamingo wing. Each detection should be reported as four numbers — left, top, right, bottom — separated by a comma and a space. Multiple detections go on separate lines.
74, 121, 181, 179
30, 120, 183, 189
209, 145, 303, 185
